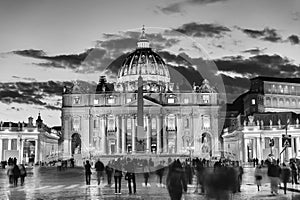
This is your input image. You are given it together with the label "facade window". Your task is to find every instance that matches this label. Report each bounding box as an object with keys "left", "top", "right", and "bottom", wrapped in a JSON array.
[
  {"left": 228, "top": 144, "right": 230, "bottom": 149},
  {"left": 284, "top": 86, "right": 289, "bottom": 94},
  {"left": 286, "top": 99, "right": 290, "bottom": 106},
  {"left": 107, "top": 116, "right": 115, "bottom": 131},
  {"left": 108, "top": 97, "right": 115, "bottom": 104},
  {"left": 72, "top": 117, "right": 80, "bottom": 131},
  {"left": 279, "top": 98, "right": 284, "bottom": 106},
  {"left": 251, "top": 99, "right": 256, "bottom": 105},
  {"left": 203, "top": 115, "right": 211, "bottom": 129},
  {"left": 184, "top": 118, "right": 189, "bottom": 128},
  {"left": 168, "top": 98, "right": 175, "bottom": 104},
  {"left": 292, "top": 99, "right": 296, "bottom": 107},
  {"left": 2, "top": 139, "right": 8, "bottom": 151},
  {"left": 94, "top": 119, "right": 99, "bottom": 128},
  {"left": 272, "top": 84, "right": 276, "bottom": 93},
  {"left": 279, "top": 85, "right": 283, "bottom": 93},
  {"left": 126, "top": 98, "right": 131, "bottom": 103},
  {"left": 11, "top": 139, "right": 17, "bottom": 150},
  {"left": 167, "top": 115, "right": 176, "bottom": 130},
  {"left": 203, "top": 95, "right": 210, "bottom": 104},
  {"left": 94, "top": 99, "right": 99, "bottom": 104},
  {"left": 183, "top": 98, "right": 189, "bottom": 104},
  {"left": 127, "top": 118, "right": 132, "bottom": 129},
  {"left": 151, "top": 118, "right": 156, "bottom": 129},
  {"left": 73, "top": 96, "right": 80, "bottom": 104},
  {"left": 266, "top": 97, "right": 271, "bottom": 106}
]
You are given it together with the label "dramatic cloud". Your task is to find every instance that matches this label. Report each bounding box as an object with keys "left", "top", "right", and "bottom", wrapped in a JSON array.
[
  {"left": 0, "top": 81, "right": 69, "bottom": 110},
  {"left": 174, "top": 22, "right": 231, "bottom": 38},
  {"left": 159, "top": 0, "right": 228, "bottom": 14},
  {"left": 240, "top": 27, "right": 282, "bottom": 42},
  {"left": 288, "top": 35, "right": 300, "bottom": 45}
]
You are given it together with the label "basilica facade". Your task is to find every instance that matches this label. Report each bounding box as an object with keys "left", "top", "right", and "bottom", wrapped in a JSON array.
[{"left": 61, "top": 29, "right": 222, "bottom": 159}]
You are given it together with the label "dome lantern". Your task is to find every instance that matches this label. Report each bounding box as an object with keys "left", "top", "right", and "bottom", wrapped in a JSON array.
[{"left": 137, "top": 25, "right": 150, "bottom": 49}]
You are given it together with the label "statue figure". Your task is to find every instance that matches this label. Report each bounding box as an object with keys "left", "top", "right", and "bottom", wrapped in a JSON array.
[
  {"left": 260, "top": 120, "right": 264, "bottom": 127},
  {"left": 278, "top": 119, "right": 281, "bottom": 127},
  {"left": 269, "top": 119, "right": 272, "bottom": 127},
  {"left": 256, "top": 120, "right": 259, "bottom": 126},
  {"left": 243, "top": 120, "right": 247, "bottom": 126},
  {"left": 297, "top": 118, "right": 299, "bottom": 125},
  {"left": 248, "top": 115, "right": 254, "bottom": 125}
]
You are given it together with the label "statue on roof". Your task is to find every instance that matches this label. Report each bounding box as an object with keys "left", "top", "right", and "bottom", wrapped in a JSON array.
[{"left": 198, "top": 79, "right": 216, "bottom": 93}]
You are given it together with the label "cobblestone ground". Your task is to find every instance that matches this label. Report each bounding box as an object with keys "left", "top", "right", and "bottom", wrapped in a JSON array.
[{"left": 1, "top": 166, "right": 300, "bottom": 200}]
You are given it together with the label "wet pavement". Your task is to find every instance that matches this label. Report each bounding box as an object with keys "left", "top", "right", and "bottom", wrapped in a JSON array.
[{"left": 1, "top": 166, "right": 300, "bottom": 200}]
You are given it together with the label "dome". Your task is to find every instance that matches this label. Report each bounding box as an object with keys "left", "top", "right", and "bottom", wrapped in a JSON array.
[{"left": 115, "top": 27, "right": 171, "bottom": 93}]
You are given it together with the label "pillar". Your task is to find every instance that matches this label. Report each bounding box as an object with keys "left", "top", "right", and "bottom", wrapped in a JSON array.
[
  {"left": 116, "top": 116, "right": 120, "bottom": 154},
  {"left": 244, "top": 138, "right": 248, "bottom": 163},
  {"left": 252, "top": 138, "right": 257, "bottom": 159},
  {"left": 8, "top": 139, "right": 11, "bottom": 150},
  {"left": 100, "top": 115, "right": 106, "bottom": 154},
  {"left": 121, "top": 115, "right": 126, "bottom": 154},
  {"left": 176, "top": 115, "right": 182, "bottom": 154},
  {"left": 34, "top": 139, "right": 38, "bottom": 163},
  {"left": 0, "top": 139, "right": 2, "bottom": 161},
  {"left": 132, "top": 115, "right": 136, "bottom": 153},
  {"left": 163, "top": 115, "right": 168, "bottom": 153},
  {"left": 256, "top": 137, "right": 261, "bottom": 161},
  {"left": 279, "top": 137, "right": 283, "bottom": 162},
  {"left": 146, "top": 115, "right": 151, "bottom": 153},
  {"left": 296, "top": 137, "right": 300, "bottom": 157},
  {"left": 89, "top": 114, "right": 93, "bottom": 146},
  {"left": 156, "top": 115, "right": 162, "bottom": 154}
]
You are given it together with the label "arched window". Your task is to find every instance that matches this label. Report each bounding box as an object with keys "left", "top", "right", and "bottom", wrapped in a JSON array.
[
  {"left": 273, "top": 98, "right": 278, "bottom": 107},
  {"left": 266, "top": 97, "right": 271, "bottom": 106},
  {"left": 292, "top": 99, "right": 296, "bottom": 107},
  {"left": 286, "top": 99, "right": 290, "bottom": 107},
  {"left": 279, "top": 98, "right": 284, "bottom": 106}
]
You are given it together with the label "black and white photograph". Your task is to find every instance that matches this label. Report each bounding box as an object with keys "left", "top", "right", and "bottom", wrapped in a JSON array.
[{"left": 0, "top": 0, "right": 300, "bottom": 199}]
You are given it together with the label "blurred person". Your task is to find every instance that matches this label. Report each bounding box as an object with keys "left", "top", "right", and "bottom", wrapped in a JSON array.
[
  {"left": 105, "top": 161, "right": 113, "bottom": 186},
  {"left": 7, "top": 164, "right": 14, "bottom": 185},
  {"left": 156, "top": 161, "right": 165, "bottom": 187},
  {"left": 143, "top": 159, "right": 150, "bottom": 187},
  {"left": 84, "top": 160, "right": 92, "bottom": 185},
  {"left": 290, "top": 161, "right": 299, "bottom": 184},
  {"left": 19, "top": 164, "right": 27, "bottom": 186},
  {"left": 113, "top": 160, "right": 123, "bottom": 194},
  {"left": 167, "top": 160, "right": 187, "bottom": 200},
  {"left": 95, "top": 159, "right": 105, "bottom": 185},
  {"left": 267, "top": 160, "right": 281, "bottom": 195},
  {"left": 281, "top": 163, "right": 291, "bottom": 194},
  {"left": 254, "top": 164, "right": 263, "bottom": 191},
  {"left": 12, "top": 163, "right": 20, "bottom": 187},
  {"left": 125, "top": 158, "right": 136, "bottom": 194}
]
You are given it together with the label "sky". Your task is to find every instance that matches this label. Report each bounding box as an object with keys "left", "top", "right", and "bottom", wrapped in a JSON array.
[{"left": 0, "top": 0, "right": 299, "bottom": 126}]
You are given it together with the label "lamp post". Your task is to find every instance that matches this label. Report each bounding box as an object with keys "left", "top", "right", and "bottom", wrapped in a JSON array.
[{"left": 18, "top": 134, "right": 23, "bottom": 164}]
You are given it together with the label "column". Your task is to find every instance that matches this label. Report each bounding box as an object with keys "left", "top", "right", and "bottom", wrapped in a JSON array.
[
  {"left": 97, "top": 116, "right": 101, "bottom": 150},
  {"left": 279, "top": 137, "right": 283, "bottom": 162},
  {"left": 101, "top": 115, "right": 106, "bottom": 154},
  {"left": 176, "top": 114, "right": 182, "bottom": 154},
  {"left": 121, "top": 115, "right": 126, "bottom": 154},
  {"left": 244, "top": 138, "right": 248, "bottom": 163},
  {"left": 34, "top": 139, "right": 38, "bottom": 163},
  {"left": 156, "top": 115, "right": 162, "bottom": 154},
  {"left": 296, "top": 137, "right": 300, "bottom": 157},
  {"left": 252, "top": 138, "right": 257, "bottom": 159},
  {"left": 8, "top": 139, "right": 11, "bottom": 150},
  {"left": 291, "top": 137, "right": 295, "bottom": 158},
  {"left": 256, "top": 137, "right": 261, "bottom": 161},
  {"left": 89, "top": 114, "right": 93, "bottom": 146},
  {"left": 116, "top": 116, "right": 120, "bottom": 154},
  {"left": 132, "top": 115, "right": 136, "bottom": 153},
  {"left": 146, "top": 115, "right": 151, "bottom": 153},
  {"left": 0, "top": 139, "right": 2, "bottom": 162},
  {"left": 163, "top": 115, "right": 168, "bottom": 153}
]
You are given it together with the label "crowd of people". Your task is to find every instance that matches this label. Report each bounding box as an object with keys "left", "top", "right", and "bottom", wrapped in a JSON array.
[
  {"left": 83, "top": 157, "right": 244, "bottom": 200},
  {"left": 6, "top": 157, "right": 27, "bottom": 187},
  {"left": 254, "top": 158, "right": 300, "bottom": 195}
]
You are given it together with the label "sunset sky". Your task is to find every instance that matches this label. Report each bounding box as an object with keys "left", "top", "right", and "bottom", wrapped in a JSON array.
[{"left": 0, "top": 0, "right": 299, "bottom": 126}]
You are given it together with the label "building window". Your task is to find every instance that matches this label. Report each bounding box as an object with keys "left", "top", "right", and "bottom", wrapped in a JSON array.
[
  {"left": 284, "top": 85, "right": 289, "bottom": 94},
  {"left": 251, "top": 99, "right": 256, "bottom": 105},
  {"left": 73, "top": 96, "right": 80, "bottom": 104},
  {"left": 11, "top": 139, "right": 17, "bottom": 150},
  {"left": 168, "top": 98, "right": 175, "bottom": 104},
  {"left": 72, "top": 117, "right": 80, "bottom": 131},
  {"left": 152, "top": 118, "right": 156, "bottom": 129},
  {"left": 203, "top": 95, "right": 210, "bottom": 104},
  {"left": 203, "top": 115, "right": 210, "bottom": 129},
  {"left": 127, "top": 118, "right": 132, "bottom": 129},
  {"left": 167, "top": 115, "right": 176, "bottom": 130},
  {"left": 183, "top": 98, "right": 189, "bottom": 104},
  {"left": 184, "top": 118, "right": 189, "bottom": 128},
  {"left": 279, "top": 85, "right": 283, "bottom": 93},
  {"left": 108, "top": 97, "right": 115, "bottom": 104},
  {"left": 94, "top": 99, "right": 99, "bottom": 104},
  {"left": 107, "top": 116, "right": 115, "bottom": 131},
  {"left": 94, "top": 119, "right": 99, "bottom": 128}
]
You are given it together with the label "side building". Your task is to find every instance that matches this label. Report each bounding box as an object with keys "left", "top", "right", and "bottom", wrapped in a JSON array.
[
  {"left": 223, "top": 76, "right": 300, "bottom": 163},
  {"left": 0, "top": 114, "right": 60, "bottom": 165}
]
